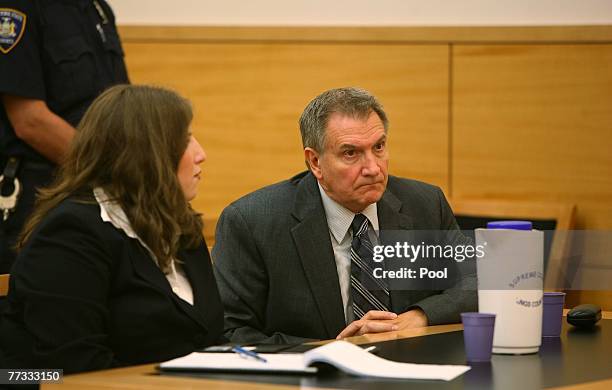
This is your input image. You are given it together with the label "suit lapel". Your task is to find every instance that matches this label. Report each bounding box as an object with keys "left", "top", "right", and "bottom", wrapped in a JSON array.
[
  {"left": 291, "top": 173, "right": 346, "bottom": 338},
  {"left": 377, "top": 190, "right": 413, "bottom": 233},
  {"left": 178, "top": 247, "right": 212, "bottom": 330},
  {"left": 377, "top": 190, "right": 418, "bottom": 312},
  {"left": 129, "top": 242, "right": 209, "bottom": 330},
  {"left": 129, "top": 243, "right": 173, "bottom": 295}
]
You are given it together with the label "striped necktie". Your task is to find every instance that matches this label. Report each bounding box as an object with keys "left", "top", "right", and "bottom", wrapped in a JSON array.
[{"left": 350, "top": 213, "right": 391, "bottom": 319}]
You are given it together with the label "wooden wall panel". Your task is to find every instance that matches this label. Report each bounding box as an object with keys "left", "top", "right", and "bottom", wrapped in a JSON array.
[
  {"left": 453, "top": 44, "right": 612, "bottom": 308},
  {"left": 453, "top": 44, "right": 612, "bottom": 226},
  {"left": 122, "top": 42, "right": 450, "bottom": 218}
]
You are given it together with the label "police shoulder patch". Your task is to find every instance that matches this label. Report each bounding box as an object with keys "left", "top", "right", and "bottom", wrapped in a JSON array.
[{"left": 0, "top": 8, "right": 27, "bottom": 54}]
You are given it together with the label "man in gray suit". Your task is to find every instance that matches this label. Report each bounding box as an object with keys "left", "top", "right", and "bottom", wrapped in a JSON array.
[{"left": 213, "top": 87, "right": 477, "bottom": 344}]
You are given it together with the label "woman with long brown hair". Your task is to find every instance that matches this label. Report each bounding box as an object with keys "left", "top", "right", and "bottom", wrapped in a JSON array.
[{"left": 0, "top": 85, "right": 225, "bottom": 373}]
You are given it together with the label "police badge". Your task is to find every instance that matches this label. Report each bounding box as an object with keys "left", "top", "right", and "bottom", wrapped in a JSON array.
[{"left": 0, "top": 8, "right": 26, "bottom": 54}]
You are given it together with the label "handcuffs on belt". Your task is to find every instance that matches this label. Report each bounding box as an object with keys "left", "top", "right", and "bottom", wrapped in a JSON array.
[{"left": 0, "top": 157, "right": 22, "bottom": 222}]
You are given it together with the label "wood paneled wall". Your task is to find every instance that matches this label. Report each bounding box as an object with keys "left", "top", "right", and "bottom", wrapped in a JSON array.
[
  {"left": 451, "top": 43, "right": 612, "bottom": 308},
  {"left": 118, "top": 26, "right": 612, "bottom": 308},
  {"left": 122, "top": 41, "right": 450, "bottom": 217}
]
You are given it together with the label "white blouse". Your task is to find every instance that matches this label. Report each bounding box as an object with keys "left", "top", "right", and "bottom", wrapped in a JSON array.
[{"left": 93, "top": 187, "right": 194, "bottom": 305}]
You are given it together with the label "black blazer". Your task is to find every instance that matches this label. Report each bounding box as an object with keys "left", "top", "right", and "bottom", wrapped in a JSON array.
[
  {"left": 213, "top": 171, "right": 477, "bottom": 345},
  {"left": 0, "top": 197, "right": 224, "bottom": 373}
]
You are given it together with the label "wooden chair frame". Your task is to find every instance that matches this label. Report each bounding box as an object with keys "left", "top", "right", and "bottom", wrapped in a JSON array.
[
  {"left": 0, "top": 273, "right": 9, "bottom": 297},
  {"left": 448, "top": 198, "right": 576, "bottom": 290}
]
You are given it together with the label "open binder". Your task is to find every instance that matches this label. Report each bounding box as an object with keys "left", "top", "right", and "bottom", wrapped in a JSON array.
[{"left": 159, "top": 340, "right": 470, "bottom": 381}]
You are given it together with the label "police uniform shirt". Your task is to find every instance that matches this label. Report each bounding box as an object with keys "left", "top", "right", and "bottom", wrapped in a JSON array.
[{"left": 0, "top": 0, "right": 129, "bottom": 162}]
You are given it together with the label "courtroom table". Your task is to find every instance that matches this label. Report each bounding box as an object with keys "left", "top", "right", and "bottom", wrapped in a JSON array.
[{"left": 46, "top": 312, "right": 612, "bottom": 390}]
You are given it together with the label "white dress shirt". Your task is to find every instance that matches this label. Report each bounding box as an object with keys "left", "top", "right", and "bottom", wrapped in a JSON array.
[
  {"left": 93, "top": 187, "right": 194, "bottom": 305},
  {"left": 318, "top": 184, "right": 379, "bottom": 324}
]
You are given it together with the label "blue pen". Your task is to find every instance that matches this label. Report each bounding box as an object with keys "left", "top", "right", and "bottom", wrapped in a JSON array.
[{"left": 232, "top": 346, "right": 268, "bottom": 363}]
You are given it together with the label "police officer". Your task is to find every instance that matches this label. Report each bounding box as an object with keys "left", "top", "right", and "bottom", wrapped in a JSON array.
[{"left": 0, "top": 0, "right": 129, "bottom": 273}]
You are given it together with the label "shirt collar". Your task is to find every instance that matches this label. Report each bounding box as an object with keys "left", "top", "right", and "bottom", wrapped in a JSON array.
[
  {"left": 318, "top": 183, "right": 379, "bottom": 243},
  {"left": 93, "top": 187, "right": 154, "bottom": 254}
]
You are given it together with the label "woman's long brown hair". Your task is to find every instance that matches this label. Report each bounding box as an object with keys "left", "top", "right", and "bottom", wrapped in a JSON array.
[{"left": 18, "top": 84, "right": 203, "bottom": 271}]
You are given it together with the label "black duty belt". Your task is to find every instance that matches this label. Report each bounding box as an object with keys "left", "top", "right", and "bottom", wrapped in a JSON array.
[{"left": 0, "top": 157, "right": 22, "bottom": 222}]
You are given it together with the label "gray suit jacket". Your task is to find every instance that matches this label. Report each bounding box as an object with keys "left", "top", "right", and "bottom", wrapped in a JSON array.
[{"left": 213, "top": 171, "right": 477, "bottom": 344}]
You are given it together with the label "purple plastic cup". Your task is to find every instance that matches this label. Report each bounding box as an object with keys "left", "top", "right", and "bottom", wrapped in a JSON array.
[
  {"left": 461, "top": 313, "right": 496, "bottom": 363},
  {"left": 542, "top": 292, "right": 566, "bottom": 337}
]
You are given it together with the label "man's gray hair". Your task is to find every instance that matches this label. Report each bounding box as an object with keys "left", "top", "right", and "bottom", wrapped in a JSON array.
[{"left": 299, "top": 87, "right": 389, "bottom": 153}]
